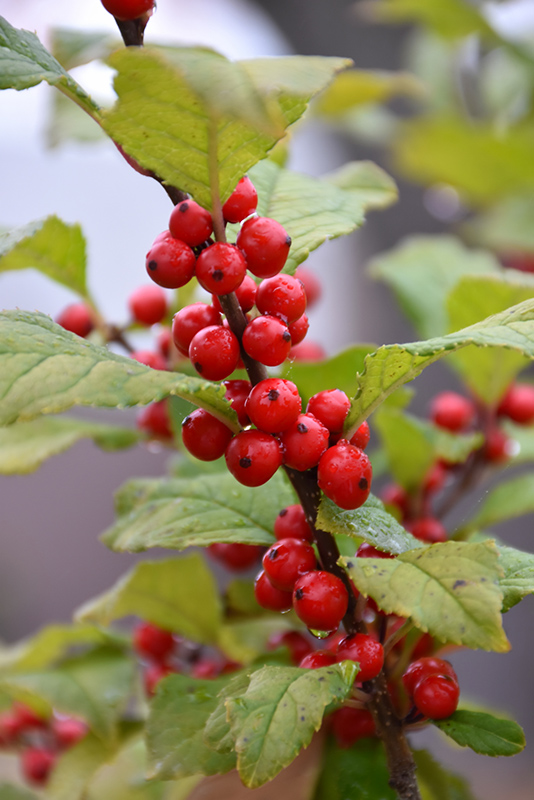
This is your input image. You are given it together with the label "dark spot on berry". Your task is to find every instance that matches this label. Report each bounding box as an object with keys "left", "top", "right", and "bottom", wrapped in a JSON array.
[
  {"left": 148, "top": 260, "right": 158, "bottom": 271},
  {"left": 240, "top": 457, "right": 252, "bottom": 469},
  {"left": 268, "top": 548, "right": 279, "bottom": 560},
  {"left": 279, "top": 508, "right": 288, "bottom": 517},
  {"left": 297, "top": 423, "right": 308, "bottom": 434},
  {"left": 194, "top": 362, "right": 203, "bottom": 373},
  {"left": 295, "top": 588, "right": 304, "bottom": 600},
  {"left": 359, "top": 478, "right": 369, "bottom": 490},
  {"left": 179, "top": 202, "right": 189, "bottom": 213},
  {"left": 285, "top": 235, "right": 292, "bottom": 247},
  {"left": 267, "top": 389, "right": 280, "bottom": 401},
  {"left": 213, "top": 269, "right": 224, "bottom": 282},
  {"left": 453, "top": 579, "right": 466, "bottom": 590},
  {"left": 282, "top": 331, "right": 291, "bottom": 342}
]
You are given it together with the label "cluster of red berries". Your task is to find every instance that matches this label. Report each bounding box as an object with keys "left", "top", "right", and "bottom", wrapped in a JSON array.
[
  {"left": 0, "top": 702, "right": 88, "bottom": 787},
  {"left": 402, "top": 655, "right": 459, "bottom": 720}
]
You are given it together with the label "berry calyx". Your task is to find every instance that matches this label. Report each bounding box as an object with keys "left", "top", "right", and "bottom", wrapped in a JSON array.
[
  {"left": 145, "top": 238, "right": 196, "bottom": 289},
  {"left": 497, "top": 383, "right": 534, "bottom": 425},
  {"left": 245, "top": 378, "right": 301, "bottom": 433},
  {"left": 181, "top": 409, "right": 234, "bottom": 461},
  {"left": 336, "top": 633, "right": 384, "bottom": 683},
  {"left": 255, "top": 274, "right": 307, "bottom": 324},
  {"left": 101, "top": 0, "right": 154, "bottom": 20},
  {"left": 280, "top": 413, "right": 330, "bottom": 471},
  {"left": 306, "top": 389, "right": 350, "bottom": 434},
  {"left": 274, "top": 504, "right": 313, "bottom": 542},
  {"left": 208, "top": 543, "right": 263, "bottom": 571},
  {"left": 242, "top": 315, "right": 292, "bottom": 366},
  {"left": 128, "top": 284, "right": 167, "bottom": 326},
  {"left": 293, "top": 570, "right": 349, "bottom": 631},
  {"left": 299, "top": 650, "right": 337, "bottom": 669},
  {"left": 254, "top": 570, "right": 293, "bottom": 612},
  {"left": 172, "top": 303, "right": 221, "bottom": 356},
  {"left": 56, "top": 303, "right": 94, "bottom": 338},
  {"left": 222, "top": 176, "right": 258, "bottom": 223},
  {"left": 412, "top": 673, "right": 460, "bottom": 719},
  {"left": 225, "top": 430, "right": 283, "bottom": 487},
  {"left": 317, "top": 442, "right": 372, "bottom": 510},
  {"left": 133, "top": 622, "right": 175, "bottom": 662},
  {"left": 169, "top": 200, "right": 213, "bottom": 247},
  {"left": 430, "top": 392, "right": 475, "bottom": 432},
  {"left": 262, "top": 538, "right": 317, "bottom": 591},
  {"left": 195, "top": 243, "right": 247, "bottom": 295},
  {"left": 189, "top": 325, "right": 240, "bottom": 380},
  {"left": 236, "top": 216, "right": 291, "bottom": 278}
]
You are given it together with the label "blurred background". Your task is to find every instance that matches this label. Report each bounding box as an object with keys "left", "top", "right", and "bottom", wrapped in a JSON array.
[{"left": 2, "top": 0, "right": 534, "bottom": 797}]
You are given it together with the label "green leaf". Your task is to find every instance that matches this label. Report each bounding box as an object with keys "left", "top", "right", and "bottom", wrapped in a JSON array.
[
  {"left": 0, "top": 216, "right": 88, "bottom": 298},
  {"left": 314, "top": 68, "right": 423, "bottom": 115},
  {"left": 226, "top": 663, "right": 357, "bottom": 788},
  {"left": 243, "top": 159, "right": 396, "bottom": 275},
  {"left": 0, "top": 310, "right": 239, "bottom": 430},
  {"left": 218, "top": 617, "right": 296, "bottom": 665},
  {"left": 101, "top": 470, "right": 293, "bottom": 553},
  {"left": 465, "top": 194, "right": 534, "bottom": 256},
  {"left": 0, "top": 648, "right": 134, "bottom": 743},
  {"left": 0, "top": 416, "right": 139, "bottom": 475},
  {"left": 313, "top": 736, "right": 396, "bottom": 800},
  {"left": 50, "top": 27, "right": 118, "bottom": 71},
  {"left": 0, "top": 16, "right": 100, "bottom": 118},
  {"left": 77, "top": 555, "right": 221, "bottom": 645},
  {"left": 370, "top": 235, "right": 500, "bottom": 339},
  {"left": 343, "top": 297, "right": 534, "bottom": 437},
  {"left": 0, "top": 624, "right": 118, "bottom": 673},
  {"left": 435, "top": 709, "right": 525, "bottom": 756},
  {"left": 414, "top": 749, "right": 476, "bottom": 800},
  {"left": 203, "top": 672, "right": 253, "bottom": 755},
  {"left": 47, "top": 734, "right": 114, "bottom": 800},
  {"left": 317, "top": 495, "right": 422, "bottom": 555},
  {"left": 496, "top": 544, "right": 534, "bottom": 612},
  {"left": 146, "top": 674, "right": 237, "bottom": 780},
  {"left": 0, "top": 786, "right": 39, "bottom": 800},
  {"left": 464, "top": 473, "right": 534, "bottom": 532},
  {"left": 369, "top": 0, "right": 497, "bottom": 40},
  {"left": 502, "top": 419, "right": 534, "bottom": 464},
  {"left": 281, "top": 344, "right": 376, "bottom": 405},
  {"left": 103, "top": 47, "right": 349, "bottom": 209},
  {"left": 47, "top": 92, "right": 106, "bottom": 149},
  {"left": 341, "top": 541, "right": 509, "bottom": 651}
]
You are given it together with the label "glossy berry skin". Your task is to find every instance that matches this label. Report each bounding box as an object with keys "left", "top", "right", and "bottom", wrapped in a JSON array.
[
  {"left": 331, "top": 707, "right": 375, "bottom": 747},
  {"left": 101, "top": 0, "right": 154, "bottom": 19},
  {"left": 403, "top": 657, "right": 458, "bottom": 699},
  {"left": 223, "top": 379, "right": 252, "bottom": 427},
  {"left": 295, "top": 266, "right": 321, "bottom": 309},
  {"left": 189, "top": 325, "right": 240, "bottom": 380},
  {"left": 208, "top": 543, "right": 263, "bottom": 570},
  {"left": 293, "top": 571, "right": 349, "bottom": 631},
  {"left": 222, "top": 176, "right": 258, "bottom": 223},
  {"left": 254, "top": 570, "right": 293, "bottom": 612},
  {"left": 407, "top": 517, "right": 447, "bottom": 544},
  {"left": 299, "top": 650, "right": 337, "bottom": 669},
  {"left": 212, "top": 274, "right": 257, "bottom": 313},
  {"left": 195, "top": 243, "right": 247, "bottom": 295},
  {"left": 306, "top": 389, "right": 350, "bottom": 434},
  {"left": 242, "top": 315, "right": 292, "bottom": 366},
  {"left": 225, "top": 430, "right": 283, "bottom": 487},
  {"left": 169, "top": 200, "right": 213, "bottom": 247},
  {"left": 498, "top": 383, "right": 534, "bottom": 424},
  {"left": 356, "top": 542, "right": 394, "bottom": 559},
  {"left": 430, "top": 392, "right": 475, "bottom": 432},
  {"left": 21, "top": 747, "right": 56, "bottom": 786},
  {"left": 336, "top": 633, "right": 384, "bottom": 683},
  {"left": 137, "top": 400, "right": 173, "bottom": 440},
  {"left": 288, "top": 314, "right": 309, "bottom": 345},
  {"left": 56, "top": 303, "right": 93, "bottom": 338},
  {"left": 172, "top": 303, "right": 221, "bottom": 356},
  {"left": 318, "top": 442, "right": 372, "bottom": 510},
  {"left": 274, "top": 504, "right": 313, "bottom": 542},
  {"left": 146, "top": 238, "right": 196, "bottom": 289},
  {"left": 413, "top": 674, "right": 460, "bottom": 719},
  {"left": 246, "top": 378, "right": 301, "bottom": 433},
  {"left": 131, "top": 350, "right": 167, "bottom": 371},
  {"left": 350, "top": 420, "right": 371, "bottom": 450},
  {"left": 182, "top": 409, "right": 234, "bottom": 461},
  {"left": 236, "top": 216, "right": 291, "bottom": 278},
  {"left": 129, "top": 284, "right": 167, "bottom": 326},
  {"left": 52, "top": 718, "right": 89, "bottom": 749},
  {"left": 268, "top": 631, "right": 313, "bottom": 665},
  {"left": 280, "top": 414, "right": 330, "bottom": 471},
  {"left": 133, "top": 622, "right": 175, "bottom": 662},
  {"left": 144, "top": 663, "right": 174, "bottom": 697},
  {"left": 262, "top": 538, "right": 317, "bottom": 591},
  {"left": 255, "top": 274, "right": 307, "bottom": 324}
]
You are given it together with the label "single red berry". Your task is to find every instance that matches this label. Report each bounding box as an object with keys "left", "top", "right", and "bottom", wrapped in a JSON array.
[
  {"left": 191, "top": 659, "right": 220, "bottom": 679},
  {"left": 331, "top": 707, "right": 375, "bottom": 747},
  {"left": 225, "top": 430, "right": 283, "bottom": 487},
  {"left": 195, "top": 243, "right": 247, "bottom": 295},
  {"left": 423, "top": 462, "right": 447, "bottom": 494},
  {"left": 157, "top": 327, "right": 173, "bottom": 359},
  {"left": 295, "top": 266, "right": 321, "bottom": 309},
  {"left": 212, "top": 274, "right": 257, "bottom": 314},
  {"left": 262, "top": 538, "right": 317, "bottom": 591},
  {"left": 137, "top": 400, "right": 173, "bottom": 440},
  {"left": 189, "top": 325, "right": 240, "bottom": 380},
  {"left": 318, "top": 442, "right": 372, "bottom": 510},
  {"left": 498, "top": 383, "right": 534, "bottom": 424},
  {"left": 254, "top": 570, "right": 293, "bottom": 612},
  {"left": 11, "top": 704, "right": 47, "bottom": 732},
  {"left": 380, "top": 483, "right": 409, "bottom": 517},
  {"left": 133, "top": 621, "right": 175, "bottom": 662},
  {"left": 223, "top": 379, "right": 252, "bottom": 427},
  {"left": 152, "top": 230, "right": 172, "bottom": 245},
  {"left": 483, "top": 426, "right": 511, "bottom": 463},
  {"left": 101, "top": 0, "right": 154, "bottom": 20},
  {"left": 131, "top": 350, "right": 167, "bottom": 371},
  {"left": 236, "top": 216, "right": 291, "bottom": 278},
  {"left": 274, "top": 504, "right": 313, "bottom": 542},
  {"left": 407, "top": 517, "right": 447, "bottom": 544},
  {"left": 146, "top": 238, "right": 196, "bottom": 289},
  {"left": 299, "top": 650, "right": 337, "bottom": 669},
  {"left": 208, "top": 542, "right": 263, "bottom": 571},
  {"left": 350, "top": 420, "right": 371, "bottom": 450},
  {"left": 356, "top": 542, "right": 394, "bottom": 559},
  {"left": 128, "top": 284, "right": 168, "bottom": 326},
  {"left": 402, "top": 657, "right": 458, "bottom": 699},
  {"left": 290, "top": 341, "right": 326, "bottom": 362},
  {"left": 21, "top": 747, "right": 56, "bottom": 786},
  {"left": 413, "top": 673, "right": 460, "bottom": 719},
  {"left": 280, "top": 413, "right": 330, "bottom": 471},
  {"left": 0, "top": 711, "right": 23, "bottom": 746},
  {"left": 246, "top": 378, "right": 301, "bottom": 433},
  {"left": 144, "top": 662, "right": 175, "bottom": 697},
  {"left": 430, "top": 392, "right": 475, "bottom": 432},
  {"left": 288, "top": 314, "right": 309, "bottom": 345},
  {"left": 336, "top": 633, "right": 384, "bottom": 682},
  {"left": 293, "top": 570, "right": 349, "bottom": 631},
  {"left": 56, "top": 303, "right": 94, "bottom": 338},
  {"left": 169, "top": 200, "right": 213, "bottom": 247},
  {"left": 268, "top": 631, "right": 313, "bottom": 665},
  {"left": 182, "top": 409, "right": 233, "bottom": 461},
  {"left": 255, "top": 274, "right": 307, "bottom": 324},
  {"left": 222, "top": 176, "right": 258, "bottom": 223},
  {"left": 306, "top": 389, "right": 350, "bottom": 434},
  {"left": 242, "top": 315, "right": 292, "bottom": 366},
  {"left": 501, "top": 251, "right": 534, "bottom": 272},
  {"left": 172, "top": 303, "right": 221, "bottom": 356},
  {"left": 52, "top": 717, "right": 88, "bottom": 750}
]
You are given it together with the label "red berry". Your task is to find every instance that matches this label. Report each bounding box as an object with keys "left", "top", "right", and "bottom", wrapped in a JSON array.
[
  {"left": 172, "top": 303, "right": 221, "bottom": 356},
  {"left": 208, "top": 543, "right": 263, "bottom": 571},
  {"left": 12, "top": 704, "right": 47, "bottom": 732},
  {"left": 336, "top": 633, "right": 384, "bottom": 683},
  {"left": 222, "top": 176, "right": 258, "bottom": 223},
  {"left": 254, "top": 570, "right": 293, "bottom": 612},
  {"left": 356, "top": 542, "right": 394, "bottom": 559},
  {"left": 331, "top": 707, "right": 375, "bottom": 747},
  {"left": 293, "top": 570, "right": 349, "bottom": 631},
  {"left": 242, "top": 315, "right": 292, "bottom": 366},
  {"left": 56, "top": 303, "right": 94, "bottom": 338},
  {"left": 430, "top": 392, "right": 475, "bottom": 432},
  {"left": 407, "top": 517, "right": 447, "bottom": 544},
  {"left": 423, "top": 462, "right": 447, "bottom": 494},
  {"left": 349, "top": 420, "right": 370, "bottom": 450},
  {"left": 246, "top": 378, "right": 301, "bottom": 433},
  {"left": 295, "top": 266, "right": 321, "bottom": 308},
  {"left": 262, "top": 538, "right": 317, "bottom": 591},
  {"left": 483, "top": 426, "right": 511, "bottom": 463},
  {"left": 0, "top": 711, "right": 23, "bottom": 746},
  {"left": 128, "top": 284, "right": 167, "bottom": 326},
  {"left": 413, "top": 673, "right": 460, "bottom": 719},
  {"left": 169, "top": 200, "right": 213, "bottom": 247},
  {"left": 21, "top": 747, "right": 56, "bottom": 786},
  {"left": 280, "top": 413, "right": 330, "bottom": 471},
  {"left": 381, "top": 483, "right": 409, "bottom": 517},
  {"left": 255, "top": 274, "right": 307, "bottom": 324},
  {"left": 191, "top": 659, "right": 220, "bottom": 679},
  {"left": 288, "top": 314, "right": 309, "bottom": 345},
  {"left": 212, "top": 274, "right": 257, "bottom": 313},
  {"left": 225, "top": 430, "right": 283, "bottom": 487},
  {"left": 299, "top": 650, "right": 337, "bottom": 669},
  {"left": 306, "top": 389, "right": 350, "bottom": 434},
  {"left": 402, "top": 657, "right": 458, "bottom": 699},
  {"left": 144, "top": 662, "right": 175, "bottom": 697},
  {"left": 236, "top": 216, "right": 291, "bottom": 278},
  {"left": 274, "top": 504, "right": 313, "bottom": 542},
  {"left": 146, "top": 238, "right": 196, "bottom": 289},
  {"left": 133, "top": 621, "right": 175, "bottom": 662},
  {"left": 498, "top": 383, "right": 534, "bottom": 424},
  {"left": 157, "top": 327, "right": 173, "bottom": 358},
  {"left": 52, "top": 717, "right": 88, "bottom": 749},
  {"left": 195, "top": 243, "right": 247, "bottom": 295},
  {"left": 131, "top": 350, "right": 167, "bottom": 371},
  {"left": 268, "top": 631, "right": 313, "bottom": 665},
  {"left": 181, "top": 409, "right": 234, "bottom": 461},
  {"left": 137, "top": 400, "right": 173, "bottom": 440},
  {"left": 290, "top": 341, "right": 326, "bottom": 361},
  {"left": 318, "top": 442, "right": 372, "bottom": 510},
  {"left": 223, "top": 379, "right": 252, "bottom": 427},
  {"left": 189, "top": 325, "right": 240, "bottom": 380}
]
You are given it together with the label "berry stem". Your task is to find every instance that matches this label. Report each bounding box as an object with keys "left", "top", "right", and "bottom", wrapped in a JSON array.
[
  {"left": 115, "top": 16, "right": 149, "bottom": 47},
  {"left": 383, "top": 619, "right": 414, "bottom": 656}
]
